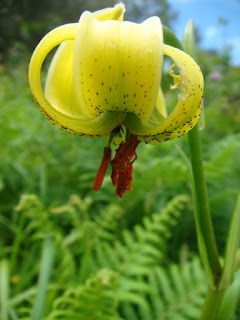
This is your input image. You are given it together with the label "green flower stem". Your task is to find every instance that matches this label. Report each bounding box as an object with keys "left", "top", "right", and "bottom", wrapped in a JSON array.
[
  {"left": 188, "top": 124, "right": 222, "bottom": 283},
  {"left": 183, "top": 18, "right": 224, "bottom": 319},
  {"left": 200, "top": 286, "right": 226, "bottom": 320}
]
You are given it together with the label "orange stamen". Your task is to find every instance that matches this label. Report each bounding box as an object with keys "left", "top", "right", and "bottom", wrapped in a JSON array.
[
  {"left": 115, "top": 165, "right": 133, "bottom": 198},
  {"left": 110, "top": 135, "right": 140, "bottom": 197},
  {"left": 93, "top": 135, "right": 140, "bottom": 197},
  {"left": 93, "top": 147, "right": 112, "bottom": 191}
]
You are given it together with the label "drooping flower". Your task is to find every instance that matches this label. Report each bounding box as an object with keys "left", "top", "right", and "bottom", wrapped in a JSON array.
[{"left": 29, "top": 3, "right": 204, "bottom": 197}]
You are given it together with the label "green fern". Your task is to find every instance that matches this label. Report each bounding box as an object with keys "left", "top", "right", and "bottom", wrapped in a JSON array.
[
  {"left": 205, "top": 133, "right": 240, "bottom": 251},
  {"left": 50, "top": 196, "right": 127, "bottom": 282},
  {"left": 93, "top": 203, "right": 125, "bottom": 242},
  {"left": 45, "top": 269, "right": 123, "bottom": 320},
  {"left": 9, "top": 194, "right": 194, "bottom": 320},
  {"left": 87, "top": 195, "right": 191, "bottom": 312},
  {"left": 206, "top": 133, "right": 240, "bottom": 189},
  {"left": 93, "top": 194, "right": 190, "bottom": 272},
  {"left": 14, "top": 194, "right": 62, "bottom": 241},
  {"left": 120, "top": 257, "right": 206, "bottom": 320},
  {"left": 14, "top": 194, "right": 77, "bottom": 285}
]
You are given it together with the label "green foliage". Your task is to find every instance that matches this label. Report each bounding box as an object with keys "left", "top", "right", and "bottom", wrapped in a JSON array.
[
  {"left": 121, "top": 258, "right": 206, "bottom": 320},
  {"left": 218, "top": 268, "right": 240, "bottom": 320},
  {"left": 46, "top": 269, "right": 122, "bottom": 320},
  {"left": 0, "top": 260, "right": 9, "bottom": 320},
  {"left": 3, "top": 193, "right": 200, "bottom": 319},
  {"left": 45, "top": 257, "right": 207, "bottom": 320},
  {"left": 31, "top": 236, "right": 54, "bottom": 320},
  {"left": 205, "top": 134, "right": 240, "bottom": 251},
  {"left": 93, "top": 194, "right": 189, "bottom": 272}
]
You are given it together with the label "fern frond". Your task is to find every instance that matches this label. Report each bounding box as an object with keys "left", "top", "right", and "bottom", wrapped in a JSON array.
[
  {"left": 13, "top": 194, "right": 195, "bottom": 320},
  {"left": 155, "top": 258, "right": 206, "bottom": 320},
  {"left": 13, "top": 195, "right": 77, "bottom": 292},
  {"left": 94, "top": 203, "right": 125, "bottom": 242},
  {"left": 15, "top": 194, "right": 62, "bottom": 242},
  {"left": 204, "top": 133, "right": 240, "bottom": 249},
  {"left": 87, "top": 195, "right": 190, "bottom": 317},
  {"left": 206, "top": 133, "right": 240, "bottom": 178},
  {"left": 94, "top": 194, "right": 190, "bottom": 273},
  {"left": 46, "top": 269, "right": 123, "bottom": 320},
  {"left": 51, "top": 196, "right": 126, "bottom": 253},
  {"left": 120, "top": 257, "right": 206, "bottom": 320}
]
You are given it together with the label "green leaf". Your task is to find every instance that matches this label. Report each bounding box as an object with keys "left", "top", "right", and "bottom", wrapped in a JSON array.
[
  {"left": 162, "top": 25, "right": 183, "bottom": 50},
  {"left": 30, "top": 235, "right": 54, "bottom": 320},
  {"left": 218, "top": 269, "right": 240, "bottom": 320},
  {"left": 182, "top": 19, "right": 196, "bottom": 59},
  {"left": 219, "top": 193, "right": 240, "bottom": 289},
  {"left": 0, "top": 260, "right": 9, "bottom": 320}
]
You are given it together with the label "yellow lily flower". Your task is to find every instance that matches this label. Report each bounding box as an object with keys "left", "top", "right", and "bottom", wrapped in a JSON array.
[{"left": 29, "top": 3, "right": 203, "bottom": 197}]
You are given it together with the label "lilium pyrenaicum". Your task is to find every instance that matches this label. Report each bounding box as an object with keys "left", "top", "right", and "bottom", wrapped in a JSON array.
[{"left": 29, "top": 3, "right": 204, "bottom": 197}]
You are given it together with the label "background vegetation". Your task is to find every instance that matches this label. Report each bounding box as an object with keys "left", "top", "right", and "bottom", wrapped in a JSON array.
[{"left": 0, "top": 0, "right": 240, "bottom": 319}]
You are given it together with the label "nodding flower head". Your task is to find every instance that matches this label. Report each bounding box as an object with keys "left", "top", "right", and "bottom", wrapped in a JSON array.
[{"left": 29, "top": 3, "right": 204, "bottom": 197}]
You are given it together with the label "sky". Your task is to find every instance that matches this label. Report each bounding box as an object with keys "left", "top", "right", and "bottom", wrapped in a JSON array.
[{"left": 168, "top": 0, "right": 240, "bottom": 65}]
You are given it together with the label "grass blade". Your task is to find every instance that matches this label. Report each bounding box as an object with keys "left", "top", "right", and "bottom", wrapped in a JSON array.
[
  {"left": 0, "top": 260, "right": 9, "bottom": 320},
  {"left": 30, "top": 235, "right": 54, "bottom": 320}
]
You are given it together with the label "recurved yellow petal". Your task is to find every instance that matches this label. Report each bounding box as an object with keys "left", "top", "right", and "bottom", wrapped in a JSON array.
[
  {"left": 93, "top": 3, "right": 125, "bottom": 21},
  {"left": 45, "top": 41, "right": 84, "bottom": 117},
  {"left": 73, "top": 12, "right": 163, "bottom": 123},
  {"left": 156, "top": 87, "right": 167, "bottom": 117},
  {"left": 126, "top": 45, "right": 204, "bottom": 144},
  {"left": 29, "top": 23, "right": 126, "bottom": 137}
]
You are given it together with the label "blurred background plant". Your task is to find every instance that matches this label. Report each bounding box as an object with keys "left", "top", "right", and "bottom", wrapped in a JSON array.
[{"left": 0, "top": 0, "right": 240, "bottom": 319}]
